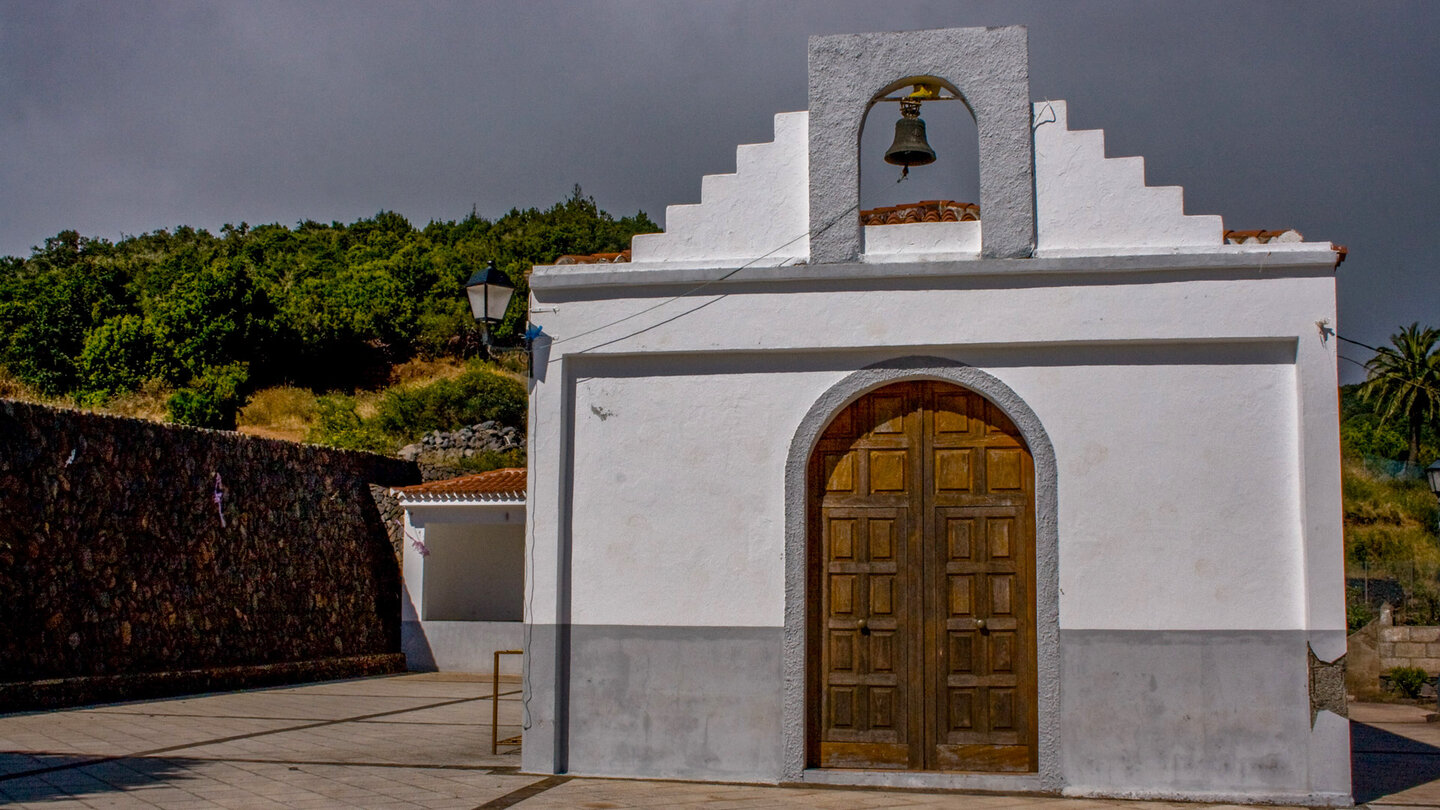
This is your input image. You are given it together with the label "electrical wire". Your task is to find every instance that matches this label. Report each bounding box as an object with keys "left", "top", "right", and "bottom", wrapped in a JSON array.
[
  {"left": 538, "top": 203, "right": 861, "bottom": 359},
  {"left": 1337, "top": 335, "right": 1440, "bottom": 401}
]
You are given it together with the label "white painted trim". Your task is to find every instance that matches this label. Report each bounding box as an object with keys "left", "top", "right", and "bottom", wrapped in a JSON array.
[{"left": 530, "top": 250, "right": 1339, "bottom": 292}]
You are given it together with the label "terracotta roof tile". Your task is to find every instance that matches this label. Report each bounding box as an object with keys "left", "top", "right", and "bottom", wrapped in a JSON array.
[
  {"left": 861, "top": 200, "right": 979, "bottom": 226},
  {"left": 554, "top": 250, "right": 631, "bottom": 265},
  {"left": 1224, "top": 228, "right": 1302, "bottom": 245},
  {"left": 393, "top": 467, "right": 525, "bottom": 502}
]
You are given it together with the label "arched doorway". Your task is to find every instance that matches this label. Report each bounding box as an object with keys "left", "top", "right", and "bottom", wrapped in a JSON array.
[{"left": 806, "top": 379, "right": 1037, "bottom": 773}]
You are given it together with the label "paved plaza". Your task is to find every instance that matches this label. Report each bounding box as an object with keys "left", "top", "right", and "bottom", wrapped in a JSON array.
[{"left": 0, "top": 673, "right": 1435, "bottom": 809}]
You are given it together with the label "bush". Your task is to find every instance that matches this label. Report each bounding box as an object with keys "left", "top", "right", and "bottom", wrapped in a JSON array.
[
  {"left": 305, "top": 394, "right": 392, "bottom": 454},
  {"left": 1346, "top": 585, "right": 1376, "bottom": 633},
  {"left": 373, "top": 363, "right": 525, "bottom": 442},
  {"left": 303, "top": 361, "right": 526, "bottom": 456},
  {"left": 1386, "top": 666, "right": 1431, "bottom": 699},
  {"left": 166, "top": 363, "right": 250, "bottom": 430},
  {"left": 454, "top": 447, "right": 527, "bottom": 474}
]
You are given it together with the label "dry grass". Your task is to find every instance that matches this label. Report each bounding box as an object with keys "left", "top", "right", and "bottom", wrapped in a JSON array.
[
  {"left": 235, "top": 359, "right": 473, "bottom": 441},
  {"left": 387, "top": 356, "right": 468, "bottom": 386},
  {"left": 1343, "top": 457, "right": 1440, "bottom": 584},
  {"left": 98, "top": 379, "right": 173, "bottom": 422},
  {"left": 0, "top": 367, "right": 56, "bottom": 406},
  {"left": 237, "top": 386, "right": 319, "bottom": 442}
]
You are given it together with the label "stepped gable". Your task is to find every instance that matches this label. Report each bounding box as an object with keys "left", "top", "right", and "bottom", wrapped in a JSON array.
[
  {"left": 594, "top": 99, "right": 1334, "bottom": 266},
  {"left": 1033, "top": 99, "right": 1223, "bottom": 253},
  {"left": 629, "top": 111, "right": 810, "bottom": 266}
]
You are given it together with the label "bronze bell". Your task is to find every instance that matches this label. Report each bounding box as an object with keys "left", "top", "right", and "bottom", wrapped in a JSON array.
[{"left": 884, "top": 100, "right": 936, "bottom": 168}]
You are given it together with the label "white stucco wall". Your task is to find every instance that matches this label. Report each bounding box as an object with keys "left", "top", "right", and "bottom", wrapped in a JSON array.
[
  {"left": 561, "top": 342, "right": 1312, "bottom": 633},
  {"left": 1033, "top": 100, "right": 1223, "bottom": 254},
  {"left": 422, "top": 522, "right": 524, "bottom": 621},
  {"left": 529, "top": 271, "right": 1340, "bottom": 635}
]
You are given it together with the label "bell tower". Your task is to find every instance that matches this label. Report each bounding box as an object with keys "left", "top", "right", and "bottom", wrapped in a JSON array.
[{"left": 807, "top": 26, "right": 1035, "bottom": 262}]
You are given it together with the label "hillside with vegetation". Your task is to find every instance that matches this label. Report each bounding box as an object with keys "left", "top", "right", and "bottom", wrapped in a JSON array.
[
  {"left": 5, "top": 197, "right": 1439, "bottom": 605},
  {"left": 0, "top": 189, "right": 655, "bottom": 468},
  {"left": 1341, "top": 324, "right": 1440, "bottom": 629}
]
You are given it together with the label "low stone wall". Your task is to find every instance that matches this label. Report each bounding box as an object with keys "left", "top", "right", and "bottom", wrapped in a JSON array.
[
  {"left": 1380, "top": 625, "right": 1440, "bottom": 672},
  {"left": 0, "top": 399, "right": 420, "bottom": 711}
]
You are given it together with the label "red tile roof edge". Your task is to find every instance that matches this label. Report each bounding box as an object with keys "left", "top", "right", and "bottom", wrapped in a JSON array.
[
  {"left": 554, "top": 250, "right": 632, "bottom": 265},
  {"left": 1223, "top": 228, "right": 1303, "bottom": 244},
  {"left": 392, "top": 467, "right": 526, "bottom": 502}
]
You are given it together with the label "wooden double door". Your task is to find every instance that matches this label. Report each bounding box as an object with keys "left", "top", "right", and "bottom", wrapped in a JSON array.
[{"left": 807, "top": 380, "right": 1037, "bottom": 773}]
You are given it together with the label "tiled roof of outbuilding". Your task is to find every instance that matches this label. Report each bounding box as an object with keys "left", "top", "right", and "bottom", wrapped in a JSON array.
[{"left": 392, "top": 468, "right": 526, "bottom": 502}]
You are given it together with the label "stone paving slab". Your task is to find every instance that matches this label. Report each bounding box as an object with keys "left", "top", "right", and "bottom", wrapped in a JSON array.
[
  {"left": 1351, "top": 701, "right": 1440, "bottom": 808},
  {"left": 3, "top": 679, "right": 1437, "bottom": 809}
]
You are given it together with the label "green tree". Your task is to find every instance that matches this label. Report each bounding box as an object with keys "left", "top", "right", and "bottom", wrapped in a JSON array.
[
  {"left": 1360, "top": 323, "right": 1440, "bottom": 465},
  {"left": 0, "top": 190, "right": 657, "bottom": 403},
  {"left": 78, "top": 314, "right": 162, "bottom": 401}
]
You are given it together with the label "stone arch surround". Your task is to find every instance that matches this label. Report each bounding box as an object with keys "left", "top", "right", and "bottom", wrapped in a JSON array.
[{"left": 781, "top": 356, "right": 1060, "bottom": 791}]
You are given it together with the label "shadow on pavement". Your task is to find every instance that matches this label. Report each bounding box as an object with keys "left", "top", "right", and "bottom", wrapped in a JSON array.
[
  {"left": 1352, "top": 721, "right": 1440, "bottom": 804},
  {"left": 0, "top": 752, "right": 191, "bottom": 803}
]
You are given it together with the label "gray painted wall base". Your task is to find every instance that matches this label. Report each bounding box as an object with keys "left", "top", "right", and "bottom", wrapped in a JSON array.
[
  {"left": 565, "top": 625, "right": 784, "bottom": 781},
  {"left": 521, "top": 623, "right": 561, "bottom": 775},
  {"left": 1061, "top": 629, "right": 1351, "bottom": 805},
  {"left": 524, "top": 624, "right": 1351, "bottom": 806},
  {"left": 401, "top": 620, "right": 523, "bottom": 673}
]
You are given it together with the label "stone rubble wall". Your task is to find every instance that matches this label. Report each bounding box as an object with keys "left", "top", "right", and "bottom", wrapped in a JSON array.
[
  {"left": 396, "top": 422, "right": 527, "bottom": 488},
  {"left": 398, "top": 421, "right": 524, "bottom": 467},
  {"left": 368, "top": 483, "right": 406, "bottom": 557},
  {"left": 0, "top": 399, "right": 420, "bottom": 710}
]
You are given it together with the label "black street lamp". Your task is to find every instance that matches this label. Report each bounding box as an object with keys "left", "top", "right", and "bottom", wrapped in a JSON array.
[{"left": 464, "top": 260, "right": 516, "bottom": 349}]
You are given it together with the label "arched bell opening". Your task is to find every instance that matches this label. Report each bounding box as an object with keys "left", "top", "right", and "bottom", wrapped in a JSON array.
[{"left": 858, "top": 76, "right": 981, "bottom": 253}]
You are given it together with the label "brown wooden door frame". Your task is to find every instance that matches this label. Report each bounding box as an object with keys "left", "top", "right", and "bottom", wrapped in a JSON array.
[{"left": 807, "top": 380, "right": 1038, "bottom": 773}]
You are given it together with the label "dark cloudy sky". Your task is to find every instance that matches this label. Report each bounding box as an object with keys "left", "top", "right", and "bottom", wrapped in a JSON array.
[{"left": 2, "top": 1, "right": 1436, "bottom": 379}]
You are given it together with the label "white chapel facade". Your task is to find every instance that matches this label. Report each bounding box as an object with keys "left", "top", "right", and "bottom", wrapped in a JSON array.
[{"left": 521, "top": 26, "right": 1350, "bottom": 805}]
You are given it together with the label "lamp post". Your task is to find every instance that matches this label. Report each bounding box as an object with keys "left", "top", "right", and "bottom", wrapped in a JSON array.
[{"left": 464, "top": 260, "right": 515, "bottom": 356}]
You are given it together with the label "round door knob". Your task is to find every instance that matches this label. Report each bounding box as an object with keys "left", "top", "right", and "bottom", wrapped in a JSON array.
[
  {"left": 857, "top": 618, "right": 869, "bottom": 633},
  {"left": 974, "top": 618, "right": 987, "bottom": 630}
]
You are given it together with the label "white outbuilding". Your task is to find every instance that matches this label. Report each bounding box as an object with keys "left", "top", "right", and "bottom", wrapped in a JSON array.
[
  {"left": 395, "top": 468, "right": 526, "bottom": 674},
  {"left": 520, "top": 26, "right": 1350, "bottom": 805}
]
